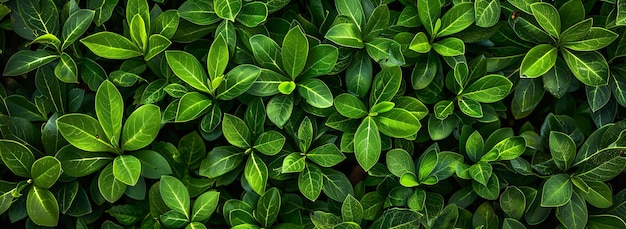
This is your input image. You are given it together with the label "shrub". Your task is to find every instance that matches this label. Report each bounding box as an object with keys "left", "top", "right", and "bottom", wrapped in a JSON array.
[{"left": 1, "top": 0, "right": 626, "bottom": 228}]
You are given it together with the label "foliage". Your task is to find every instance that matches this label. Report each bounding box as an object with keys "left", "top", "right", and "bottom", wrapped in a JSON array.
[{"left": 1, "top": 0, "right": 626, "bottom": 228}]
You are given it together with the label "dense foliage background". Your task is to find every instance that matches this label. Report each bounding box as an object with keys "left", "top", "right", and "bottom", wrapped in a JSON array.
[{"left": 1, "top": 0, "right": 626, "bottom": 228}]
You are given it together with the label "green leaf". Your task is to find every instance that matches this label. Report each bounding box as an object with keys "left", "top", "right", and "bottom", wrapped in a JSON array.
[
  {"left": 346, "top": 51, "right": 373, "bottom": 97},
  {"left": 489, "top": 137, "right": 526, "bottom": 161},
  {"left": 428, "top": 115, "right": 455, "bottom": 141},
  {"left": 354, "top": 117, "right": 381, "bottom": 171},
  {"left": 216, "top": 64, "right": 261, "bottom": 100},
  {"left": 582, "top": 181, "right": 613, "bottom": 208},
  {"left": 386, "top": 149, "right": 415, "bottom": 178},
  {"left": 541, "top": 174, "right": 572, "bottom": 207},
  {"left": 57, "top": 114, "right": 116, "bottom": 152},
  {"left": 56, "top": 145, "right": 112, "bottom": 177},
  {"left": 31, "top": 156, "right": 62, "bottom": 189},
  {"left": 129, "top": 14, "right": 147, "bottom": 51},
  {"left": 98, "top": 163, "right": 128, "bottom": 203},
  {"left": 574, "top": 149, "right": 626, "bottom": 182},
  {"left": 282, "top": 25, "right": 309, "bottom": 79},
  {"left": 437, "top": 2, "right": 475, "bottom": 37},
  {"left": 560, "top": 18, "right": 592, "bottom": 43},
  {"left": 559, "top": 0, "right": 585, "bottom": 29},
  {"left": 214, "top": 0, "right": 242, "bottom": 21},
  {"left": 297, "top": 116, "right": 313, "bottom": 153},
  {"left": 297, "top": 79, "right": 334, "bottom": 108},
  {"left": 562, "top": 28, "right": 618, "bottom": 51},
  {"left": 96, "top": 80, "right": 123, "bottom": 147},
  {"left": 369, "top": 208, "right": 421, "bottom": 228},
  {"left": 335, "top": 93, "right": 368, "bottom": 119},
  {"left": 165, "top": 50, "right": 211, "bottom": 93},
  {"left": 469, "top": 162, "right": 492, "bottom": 186},
  {"left": 374, "top": 108, "right": 421, "bottom": 138},
  {"left": 160, "top": 175, "right": 190, "bottom": 219},
  {"left": 500, "top": 186, "right": 526, "bottom": 219},
  {"left": 3, "top": 50, "right": 59, "bottom": 76},
  {"left": 418, "top": 0, "right": 441, "bottom": 36},
  {"left": 520, "top": 44, "right": 558, "bottom": 78},
  {"left": 62, "top": 9, "right": 95, "bottom": 50},
  {"left": 587, "top": 215, "right": 626, "bottom": 229},
  {"left": 208, "top": 34, "right": 229, "bottom": 80},
  {"left": 530, "top": 3, "right": 561, "bottom": 38},
  {"left": 121, "top": 104, "right": 161, "bottom": 151},
  {"left": 409, "top": 32, "right": 431, "bottom": 53},
  {"left": 557, "top": 191, "right": 587, "bottom": 229},
  {"left": 618, "top": 0, "right": 626, "bottom": 26},
  {"left": 370, "top": 101, "right": 395, "bottom": 114},
  {"left": 255, "top": 187, "right": 281, "bottom": 227},
  {"left": 80, "top": 32, "right": 142, "bottom": 59},
  {"left": 152, "top": 10, "right": 180, "bottom": 38},
  {"left": 141, "top": 79, "right": 167, "bottom": 104},
  {"left": 561, "top": 49, "right": 609, "bottom": 86},
  {"left": 125, "top": 0, "right": 150, "bottom": 31},
  {"left": 398, "top": 6, "right": 420, "bottom": 28},
  {"left": 253, "top": 130, "right": 287, "bottom": 156},
  {"left": 222, "top": 114, "right": 251, "bottom": 148},
  {"left": 145, "top": 34, "right": 171, "bottom": 61},
  {"left": 363, "top": 4, "right": 390, "bottom": 40},
  {"left": 466, "top": 131, "right": 485, "bottom": 162},
  {"left": 301, "top": 44, "right": 339, "bottom": 79},
  {"left": 176, "top": 92, "right": 212, "bottom": 122},
  {"left": 191, "top": 191, "right": 220, "bottom": 222},
  {"left": 112, "top": 155, "right": 141, "bottom": 186},
  {"left": 325, "top": 22, "right": 364, "bottom": 48},
  {"left": 462, "top": 74, "right": 512, "bottom": 103},
  {"left": 458, "top": 98, "right": 483, "bottom": 118},
  {"left": 0, "top": 140, "right": 35, "bottom": 178},
  {"left": 53, "top": 53, "right": 78, "bottom": 83},
  {"left": 266, "top": 94, "right": 293, "bottom": 128},
  {"left": 335, "top": 0, "right": 365, "bottom": 27},
  {"left": 237, "top": 2, "right": 268, "bottom": 27},
  {"left": 475, "top": 0, "right": 500, "bottom": 27},
  {"left": 27, "top": 186, "right": 59, "bottom": 227},
  {"left": 432, "top": 37, "right": 465, "bottom": 56},
  {"left": 178, "top": 0, "right": 220, "bottom": 26},
  {"left": 199, "top": 146, "right": 244, "bottom": 178},
  {"left": 472, "top": 172, "right": 500, "bottom": 200},
  {"left": 35, "top": 65, "right": 65, "bottom": 114},
  {"left": 249, "top": 35, "right": 283, "bottom": 73},
  {"left": 549, "top": 131, "right": 576, "bottom": 171},
  {"left": 321, "top": 168, "right": 354, "bottom": 202},
  {"left": 342, "top": 194, "right": 363, "bottom": 223},
  {"left": 434, "top": 100, "right": 454, "bottom": 120},
  {"left": 369, "top": 66, "right": 402, "bottom": 106},
  {"left": 89, "top": 0, "right": 117, "bottom": 26},
  {"left": 160, "top": 210, "right": 189, "bottom": 228},
  {"left": 299, "top": 164, "right": 323, "bottom": 201},
  {"left": 245, "top": 152, "right": 268, "bottom": 195},
  {"left": 281, "top": 152, "right": 306, "bottom": 173},
  {"left": 307, "top": 143, "right": 346, "bottom": 167},
  {"left": 132, "top": 150, "right": 173, "bottom": 179}
]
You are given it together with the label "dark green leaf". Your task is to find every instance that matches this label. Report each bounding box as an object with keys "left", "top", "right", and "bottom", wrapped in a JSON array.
[
  {"left": 3, "top": 50, "right": 59, "bottom": 76},
  {"left": 0, "top": 140, "right": 35, "bottom": 178}
]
